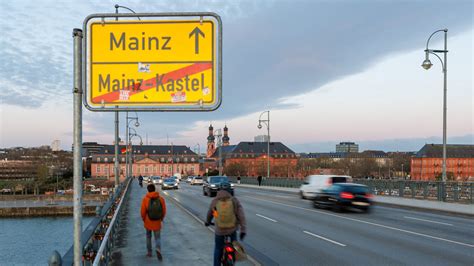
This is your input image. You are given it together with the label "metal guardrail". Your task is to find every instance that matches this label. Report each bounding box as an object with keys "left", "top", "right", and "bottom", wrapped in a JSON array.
[
  {"left": 51, "top": 177, "right": 132, "bottom": 265},
  {"left": 354, "top": 179, "right": 474, "bottom": 204},
  {"left": 227, "top": 176, "right": 473, "bottom": 203}
]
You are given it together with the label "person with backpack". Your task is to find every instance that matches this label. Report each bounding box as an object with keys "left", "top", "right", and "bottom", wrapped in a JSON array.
[
  {"left": 205, "top": 182, "right": 247, "bottom": 266},
  {"left": 140, "top": 184, "right": 167, "bottom": 260}
]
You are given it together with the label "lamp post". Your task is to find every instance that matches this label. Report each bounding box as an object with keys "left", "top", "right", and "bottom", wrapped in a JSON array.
[
  {"left": 126, "top": 112, "right": 139, "bottom": 179},
  {"left": 129, "top": 128, "right": 143, "bottom": 179},
  {"left": 258, "top": 111, "right": 270, "bottom": 179},
  {"left": 421, "top": 29, "right": 448, "bottom": 183},
  {"left": 214, "top": 129, "right": 223, "bottom": 175}
]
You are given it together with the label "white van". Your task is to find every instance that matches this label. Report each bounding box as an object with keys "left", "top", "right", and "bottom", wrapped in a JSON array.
[{"left": 299, "top": 175, "right": 352, "bottom": 199}]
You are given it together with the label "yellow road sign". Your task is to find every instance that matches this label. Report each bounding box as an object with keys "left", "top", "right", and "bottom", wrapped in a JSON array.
[{"left": 83, "top": 13, "right": 222, "bottom": 111}]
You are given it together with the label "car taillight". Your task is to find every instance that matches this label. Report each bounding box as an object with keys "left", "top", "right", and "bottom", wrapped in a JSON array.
[
  {"left": 340, "top": 192, "right": 354, "bottom": 199},
  {"left": 365, "top": 193, "right": 373, "bottom": 199},
  {"left": 225, "top": 246, "right": 234, "bottom": 253}
]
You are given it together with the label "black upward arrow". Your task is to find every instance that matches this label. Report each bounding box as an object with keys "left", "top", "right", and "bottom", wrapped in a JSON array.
[{"left": 189, "top": 27, "right": 205, "bottom": 54}]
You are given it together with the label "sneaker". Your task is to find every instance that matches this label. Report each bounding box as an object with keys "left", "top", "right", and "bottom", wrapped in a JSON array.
[
  {"left": 156, "top": 248, "right": 163, "bottom": 261},
  {"left": 146, "top": 251, "right": 152, "bottom": 257}
]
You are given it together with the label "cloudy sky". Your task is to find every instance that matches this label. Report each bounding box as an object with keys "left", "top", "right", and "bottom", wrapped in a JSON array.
[{"left": 0, "top": 0, "right": 472, "bottom": 152}]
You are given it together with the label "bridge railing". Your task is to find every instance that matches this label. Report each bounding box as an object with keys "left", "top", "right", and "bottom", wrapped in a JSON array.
[
  {"left": 54, "top": 177, "right": 132, "bottom": 266},
  {"left": 227, "top": 176, "right": 473, "bottom": 203}
]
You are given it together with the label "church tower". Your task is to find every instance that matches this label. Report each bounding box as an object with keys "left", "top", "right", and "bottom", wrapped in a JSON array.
[
  {"left": 207, "top": 124, "right": 216, "bottom": 158},
  {"left": 223, "top": 125, "right": 230, "bottom": 146}
]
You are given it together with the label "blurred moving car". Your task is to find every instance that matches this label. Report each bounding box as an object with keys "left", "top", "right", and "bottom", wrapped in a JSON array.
[
  {"left": 151, "top": 176, "right": 162, "bottom": 185},
  {"left": 313, "top": 183, "right": 373, "bottom": 213},
  {"left": 143, "top": 176, "right": 151, "bottom": 183},
  {"left": 299, "top": 175, "right": 352, "bottom": 199},
  {"left": 173, "top": 173, "right": 182, "bottom": 182},
  {"left": 190, "top": 176, "right": 203, "bottom": 185},
  {"left": 162, "top": 178, "right": 179, "bottom": 190},
  {"left": 186, "top": 176, "right": 193, "bottom": 183},
  {"left": 203, "top": 176, "right": 234, "bottom": 197}
]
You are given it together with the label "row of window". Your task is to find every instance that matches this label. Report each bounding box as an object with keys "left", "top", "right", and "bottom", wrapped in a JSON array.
[
  {"left": 95, "top": 157, "right": 197, "bottom": 163},
  {"left": 95, "top": 165, "right": 196, "bottom": 174},
  {"left": 228, "top": 154, "right": 296, "bottom": 159}
]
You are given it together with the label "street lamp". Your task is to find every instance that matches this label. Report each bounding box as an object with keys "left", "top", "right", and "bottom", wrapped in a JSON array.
[
  {"left": 125, "top": 112, "right": 139, "bottom": 179},
  {"left": 214, "top": 129, "right": 223, "bottom": 175},
  {"left": 421, "top": 29, "right": 448, "bottom": 183},
  {"left": 258, "top": 111, "right": 270, "bottom": 179},
  {"left": 129, "top": 128, "right": 143, "bottom": 179}
]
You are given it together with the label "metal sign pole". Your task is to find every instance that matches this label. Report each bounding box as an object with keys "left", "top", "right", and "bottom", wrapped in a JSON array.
[
  {"left": 72, "top": 28, "right": 83, "bottom": 266},
  {"left": 114, "top": 111, "right": 119, "bottom": 187}
]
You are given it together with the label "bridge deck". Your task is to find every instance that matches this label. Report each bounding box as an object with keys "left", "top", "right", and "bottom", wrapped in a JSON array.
[{"left": 112, "top": 180, "right": 246, "bottom": 265}]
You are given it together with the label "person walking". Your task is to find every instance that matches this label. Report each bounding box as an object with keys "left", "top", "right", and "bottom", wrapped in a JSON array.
[
  {"left": 205, "top": 183, "right": 246, "bottom": 266},
  {"left": 141, "top": 184, "right": 167, "bottom": 260},
  {"left": 257, "top": 175, "right": 262, "bottom": 186},
  {"left": 237, "top": 176, "right": 241, "bottom": 184}
]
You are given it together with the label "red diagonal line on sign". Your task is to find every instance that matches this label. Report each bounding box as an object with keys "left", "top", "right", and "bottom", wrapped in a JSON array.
[{"left": 92, "top": 62, "right": 212, "bottom": 104}]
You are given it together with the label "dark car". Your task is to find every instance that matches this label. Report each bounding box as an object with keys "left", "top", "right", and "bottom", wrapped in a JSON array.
[
  {"left": 161, "top": 178, "right": 179, "bottom": 190},
  {"left": 313, "top": 183, "right": 373, "bottom": 213},
  {"left": 203, "top": 176, "right": 234, "bottom": 197}
]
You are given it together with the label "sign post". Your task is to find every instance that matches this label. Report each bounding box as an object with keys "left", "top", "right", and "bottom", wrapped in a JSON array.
[
  {"left": 73, "top": 13, "right": 222, "bottom": 264},
  {"left": 83, "top": 13, "right": 222, "bottom": 112}
]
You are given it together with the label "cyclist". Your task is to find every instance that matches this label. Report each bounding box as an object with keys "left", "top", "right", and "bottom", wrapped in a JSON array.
[{"left": 205, "top": 182, "right": 247, "bottom": 266}]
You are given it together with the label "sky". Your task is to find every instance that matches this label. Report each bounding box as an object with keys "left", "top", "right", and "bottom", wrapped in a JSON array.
[{"left": 0, "top": 0, "right": 472, "bottom": 153}]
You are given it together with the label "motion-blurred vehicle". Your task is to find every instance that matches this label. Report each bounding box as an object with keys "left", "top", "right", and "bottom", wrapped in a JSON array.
[
  {"left": 151, "top": 176, "right": 162, "bottom": 185},
  {"left": 191, "top": 176, "right": 203, "bottom": 185},
  {"left": 162, "top": 178, "right": 179, "bottom": 190},
  {"left": 186, "top": 176, "right": 193, "bottom": 183},
  {"left": 143, "top": 176, "right": 151, "bottom": 183},
  {"left": 203, "top": 176, "right": 234, "bottom": 197},
  {"left": 299, "top": 175, "right": 352, "bottom": 199},
  {"left": 173, "top": 173, "right": 182, "bottom": 182},
  {"left": 313, "top": 183, "right": 373, "bottom": 213}
]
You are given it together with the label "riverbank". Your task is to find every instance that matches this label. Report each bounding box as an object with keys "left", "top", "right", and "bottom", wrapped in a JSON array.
[
  {"left": 0, "top": 194, "right": 108, "bottom": 217},
  {"left": 0, "top": 205, "right": 100, "bottom": 217}
]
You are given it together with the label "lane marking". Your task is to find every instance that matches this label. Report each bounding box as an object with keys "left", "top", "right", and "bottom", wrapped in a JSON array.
[
  {"left": 173, "top": 197, "right": 181, "bottom": 203},
  {"left": 303, "top": 231, "right": 346, "bottom": 247},
  {"left": 256, "top": 214, "right": 278, "bottom": 223},
  {"left": 244, "top": 196, "right": 474, "bottom": 248},
  {"left": 404, "top": 216, "right": 453, "bottom": 226},
  {"left": 163, "top": 191, "right": 262, "bottom": 266}
]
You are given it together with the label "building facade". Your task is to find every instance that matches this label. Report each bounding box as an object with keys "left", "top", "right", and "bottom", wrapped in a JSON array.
[
  {"left": 336, "top": 142, "right": 359, "bottom": 153},
  {"left": 411, "top": 144, "right": 474, "bottom": 181},
  {"left": 211, "top": 142, "right": 298, "bottom": 177},
  {"left": 90, "top": 145, "right": 199, "bottom": 179}
]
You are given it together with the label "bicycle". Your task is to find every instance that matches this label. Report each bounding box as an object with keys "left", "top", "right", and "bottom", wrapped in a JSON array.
[{"left": 208, "top": 222, "right": 236, "bottom": 266}]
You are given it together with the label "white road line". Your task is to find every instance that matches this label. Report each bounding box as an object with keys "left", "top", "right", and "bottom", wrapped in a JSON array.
[
  {"left": 404, "top": 216, "right": 453, "bottom": 226},
  {"left": 256, "top": 214, "right": 278, "bottom": 223},
  {"left": 173, "top": 197, "right": 181, "bottom": 203},
  {"left": 303, "top": 231, "right": 346, "bottom": 247},
  {"left": 245, "top": 196, "right": 474, "bottom": 248}
]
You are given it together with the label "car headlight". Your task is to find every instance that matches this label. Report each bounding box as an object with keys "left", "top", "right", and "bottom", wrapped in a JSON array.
[
  {"left": 210, "top": 184, "right": 216, "bottom": 188},
  {"left": 230, "top": 183, "right": 234, "bottom": 187}
]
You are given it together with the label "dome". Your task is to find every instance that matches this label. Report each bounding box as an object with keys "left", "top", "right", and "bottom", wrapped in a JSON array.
[
  {"left": 207, "top": 135, "right": 215, "bottom": 141},
  {"left": 209, "top": 124, "right": 214, "bottom": 130},
  {"left": 222, "top": 136, "right": 230, "bottom": 141}
]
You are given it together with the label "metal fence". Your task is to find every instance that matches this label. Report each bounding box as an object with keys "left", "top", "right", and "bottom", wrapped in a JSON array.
[
  {"left": 54, "top": 177, "right": 132, "bottom": 265},
  {"left": 354, "top": 179, "right": 473, "bottom": 204},
  {"left": 227, "top": 176, "right": 473, "bottom": 203}
]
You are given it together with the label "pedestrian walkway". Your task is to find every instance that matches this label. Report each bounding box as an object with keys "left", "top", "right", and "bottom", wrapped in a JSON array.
[
  {"left": 236, "top": 184, "right": 474, "bottom": 216},
  {"left": 112, "top": 182, "right": 254, "bottom": 265}
]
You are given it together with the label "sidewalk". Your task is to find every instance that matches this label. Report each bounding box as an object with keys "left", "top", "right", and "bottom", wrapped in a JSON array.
[
  {"left": 112, "top": 182, "right": 254, "bottom": 265},
  {"left": 236, "top": 184, "right": 474, "bottom": 217}
]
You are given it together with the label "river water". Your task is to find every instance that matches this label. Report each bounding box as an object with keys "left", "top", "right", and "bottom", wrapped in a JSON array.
[{"left": 0, "top": 217, "right": 92, "bottom": 265}]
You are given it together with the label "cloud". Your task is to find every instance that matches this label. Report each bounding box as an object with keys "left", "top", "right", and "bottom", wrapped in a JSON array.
[{"left": 1, "top": 0, "right": 472, "bottom": 148}]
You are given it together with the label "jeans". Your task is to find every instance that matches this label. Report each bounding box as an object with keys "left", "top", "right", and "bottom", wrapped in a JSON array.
[
  {"left": 214, "top": 231, "right": 237, "bottom": 266},
  {"left": 146, "top": 230, "right": 161, "bottom": 252}
]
